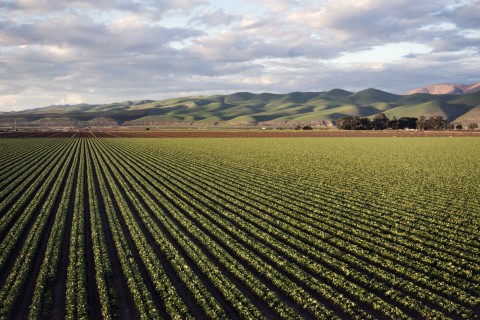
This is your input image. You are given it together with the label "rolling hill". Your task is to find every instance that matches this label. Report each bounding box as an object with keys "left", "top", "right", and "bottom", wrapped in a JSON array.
[
  {"left": 1, "top": 88, "right": 480, "bottom": 128},
  {"left": 404, "top": 82, "right": 480, "bottom": 95}
]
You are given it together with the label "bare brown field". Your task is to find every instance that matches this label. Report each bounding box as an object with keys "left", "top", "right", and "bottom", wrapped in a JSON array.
[{"left": 1, "top": 129, "right": 480, "bottom": 138}]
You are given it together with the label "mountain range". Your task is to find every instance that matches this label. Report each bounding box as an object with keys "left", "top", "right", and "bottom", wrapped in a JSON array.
[
  {"left": 1, "top": 84, "right": 480, "bottom": 128},
  {"left": 404, "top": 82, "right": 480, "bottom": 95}
]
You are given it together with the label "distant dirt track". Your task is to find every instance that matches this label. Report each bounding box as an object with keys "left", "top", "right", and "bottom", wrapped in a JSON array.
[{"left": 1, "top": 130, "right": 480, "bottom": 138}]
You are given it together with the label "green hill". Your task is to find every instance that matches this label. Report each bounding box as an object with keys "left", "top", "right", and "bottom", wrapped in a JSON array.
[
  {"left": 383, "top": 100, "right": 475, "bottom": 121},
  {"left": 2, "top": 89, "right": 480, "bottom": 127},
  {"left": 451, "top": 105, "right": 480, "bottom": 124},
  {"left": 340, "top": 88, "right": 400, "bottom": 104},
  {"left": 319, "top": 89, "right": 353, "bottom": 100}
]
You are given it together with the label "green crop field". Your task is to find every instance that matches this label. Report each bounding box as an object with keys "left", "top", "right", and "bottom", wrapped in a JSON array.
[{"left": 0, "top": 137, "right": 479, "bottom": 319}]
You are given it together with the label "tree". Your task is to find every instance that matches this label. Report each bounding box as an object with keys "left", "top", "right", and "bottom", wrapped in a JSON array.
[
  {"left": 294, "top": 125, "right": 302, "bottom": 130},
  {"left": 358, "top": 117, "right": 372, "bottom": 130},
  {"left": 456, "top": 124, "right": 463, "bottom": 130},
  {"left": 372, "top": 113, "right": 389, "bottom": 130},
  {"left": 426, "top": 116, "right": 447, "bottom": 130},
  {"left": 349, "top": 116, "right": 362, "bottom": 130},
  {"left": 302, "top": 125, "right": 313, "bottom": 130},
  {"left": 417, "top": 116, "right": 427, "bottom": 130},
  {"left": 468, "top": 123, "right": 478, "bottom": 130},
  {"left": 337, "top": 117, "right": 356, "bottom": 129},
  {"left": 398, "top": 117, "right": 417, "bottom": 130},
  {"left": 336, "top": 117, "right": 351, "bottom": 130},
  {"left": 388, "top": 116, "right": 399, "bottom": 130}
]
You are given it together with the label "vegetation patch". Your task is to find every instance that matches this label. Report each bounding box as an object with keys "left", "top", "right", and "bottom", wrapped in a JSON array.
[{"left": 0, "top": 137, "right": 479, "bottom": 319}]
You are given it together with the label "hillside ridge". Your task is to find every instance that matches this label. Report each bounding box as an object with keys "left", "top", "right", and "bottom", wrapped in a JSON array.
[
  {"left": 1, "top": 87, "right": 480, "bottom": 127},
  {"left": 404, "top": 82, "right": 480, "bottom": 95}
]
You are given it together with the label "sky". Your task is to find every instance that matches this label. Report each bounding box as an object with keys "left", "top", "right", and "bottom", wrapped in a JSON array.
[{"left": 0, "top": 0, "right": 479, "bottom": 111}]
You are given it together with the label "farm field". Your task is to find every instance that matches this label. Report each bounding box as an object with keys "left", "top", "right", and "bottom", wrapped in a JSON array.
[
  {"left": 2, "top": 129, "right": 480, "bottom": 139},
  {"left": 0, "top": 136, "right": 479, "bottom": 319}
]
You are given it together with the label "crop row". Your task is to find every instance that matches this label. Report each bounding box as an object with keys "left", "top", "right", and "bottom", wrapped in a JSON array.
[
  {"left": 0, "top": 137, "right": 478, "bottom": 319},
  {"left": 96, "top": 139, "right": 476, "bottom": 318},
  {"left": 0, "top": 139, "right": 79, "bottom": 319}
]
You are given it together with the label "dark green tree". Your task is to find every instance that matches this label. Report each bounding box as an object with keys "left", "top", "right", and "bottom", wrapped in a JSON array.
[
  {"left": 336, "top": 117, "right": 348, "bottom": 129},
  {"left": 350, "top": 116, "right": 362, "bottom": 130},
  {"left": 372, "top": 113, "right": 389, "bottom": 130},
  {"left": 426, "top": 116, "right": 447, "bottom": 130},
  {"left": 416, "top": 116, "right": 427, "bottom": 130},
  {"left": 337, "top": 117, "right": 354, "bottom": 129},
  {"left": 398, "top": 117, "right": 417, "bottom": 129},
  {"left": 388, "top": 116, "right": 399, "bottom": 130},
  {"left": 358, "top": 117, "right": 372, "bottom": 130}
]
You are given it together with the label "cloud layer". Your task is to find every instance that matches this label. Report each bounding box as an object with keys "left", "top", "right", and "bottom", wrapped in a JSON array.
[{"left": 1, "top": 0, "right": 479, "bottom": 111}]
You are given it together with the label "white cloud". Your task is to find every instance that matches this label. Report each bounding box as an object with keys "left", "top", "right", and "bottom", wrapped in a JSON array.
[
  {"left": 60, "top": 93, "right": 84, "bottom": 105},
  {"left": 258, "top": 0, "right": 301, "bottom": 12},
  {"left": 189, "top": 8, "right": 236, "bottom": 27},
  {"left": 0, "top": 0, "right": 479, "bottom": 111}
]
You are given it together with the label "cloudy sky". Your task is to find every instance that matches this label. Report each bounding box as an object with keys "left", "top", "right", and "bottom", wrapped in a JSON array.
[{"left": 0, "top": 0, "right": 479, "bottom": 111}]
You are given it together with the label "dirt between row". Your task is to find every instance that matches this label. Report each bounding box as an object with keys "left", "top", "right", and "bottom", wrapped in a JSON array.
[{"left": 1, "top": 130, "right": 480, "bottom": 138}]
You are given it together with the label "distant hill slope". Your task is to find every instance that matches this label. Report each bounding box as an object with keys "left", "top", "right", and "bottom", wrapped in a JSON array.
[
  {"left": 1, "top": 88, "right": 480, "bottom": 127},
  {"left": 404, "top": 82, "right": 480, "bottom": 95}
]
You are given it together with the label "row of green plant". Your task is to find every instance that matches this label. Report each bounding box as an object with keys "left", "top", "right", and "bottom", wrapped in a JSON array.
[
  {"left": 89, "top": 141, "right": 159, "bottom": 319},
  {"left": 85, "top": 144, "right": 118, "bottom": 319},
  {"left": 108, "top": 139, "right": 398, "bottom": 319},
  {"left": 0, "top": 139, "right": 72, "bottom": 236},
  {"left": 90, "top": 138, "right": 205, "bottom": 319},
  {"left": 91, "top": 138, "right": 270, "bottom": 319},
  {"left": 0, "top": 139, "right": 78, "bottom": 319},
  {"left": 66, "top": 141, "right": 88, "bottom": 320},
  {"left": 135, "top": 137, "right": 480, "bottom": 317},
  {"left": 0, "top": 137, "right": 478, "bottom": 319},
  {"left": 29, "top": 140, "right": 80, "bottom": 319},
  {"left": 112, "top": 139, "right": 477, "bottom": 319}
]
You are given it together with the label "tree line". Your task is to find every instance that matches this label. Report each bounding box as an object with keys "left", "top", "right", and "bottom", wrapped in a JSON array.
[{"left": 337, "top": 114, "right": 478, "bottom": 130}]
